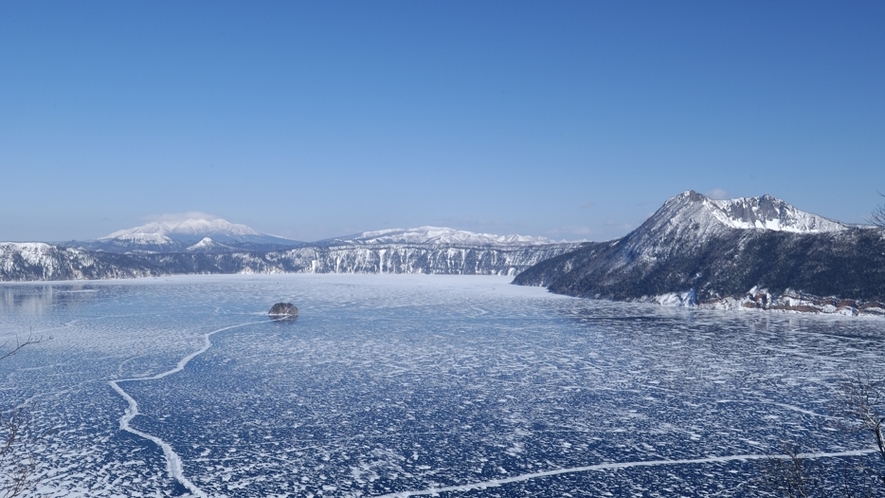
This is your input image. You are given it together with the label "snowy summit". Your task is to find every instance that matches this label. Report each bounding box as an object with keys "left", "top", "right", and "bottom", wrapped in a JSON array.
[
  {"left": 648, "top": 190, "right": 849, "bottom": 237},
  {"left": 101, "top": 217, "right": 262, "bottom": 242},
  {"left": 610, "top": 190, "right": 851, "bottom": 263},
  {"left": 689, "top": 191, "right": 848, "bottom": 232},
  {"left": 87, "top": 215, "right": 301, "bottom": 253}
]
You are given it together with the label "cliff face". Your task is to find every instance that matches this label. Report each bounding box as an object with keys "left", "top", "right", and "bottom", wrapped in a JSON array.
[
  {"left": 513, "top": 191, "right": 885, "bottom": 315},
  {"left": 267, "top": 244, "right": 583, "bottom": 275}
]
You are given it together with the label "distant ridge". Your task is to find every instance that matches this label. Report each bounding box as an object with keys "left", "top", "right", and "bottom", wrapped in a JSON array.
[
  {"left": 320, "top": 226, "right": 564, "bottom": 247},
  {"left": 1, "top": 221, "right": 583, "bottom": 280},
  {"left": 73, "top": 217, "right": 573, "bottom": 255}
]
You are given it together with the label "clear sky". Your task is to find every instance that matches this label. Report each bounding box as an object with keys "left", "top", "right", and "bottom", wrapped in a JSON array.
[{"left": 1, "top": 1, "right": 883, "bottom": 242}]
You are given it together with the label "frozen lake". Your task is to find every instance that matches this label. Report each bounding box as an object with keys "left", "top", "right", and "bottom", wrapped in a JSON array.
[{"left": 0, "top": 274, "right": 883, "bottom": 497}]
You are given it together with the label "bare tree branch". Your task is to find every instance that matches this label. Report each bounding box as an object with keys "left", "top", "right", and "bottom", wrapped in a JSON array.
[
  {"left": 0, "top": 329, "right": 48, "bottom": 497},
  {"left": 842, "top": 373, "right": 885, "bottom": 486},
  {"left": 0, "top": 331, "right": 43, "bottom": 363},
  {"left": 0, "top": 408, "right": 35, "bottom": 498},
  {"left": 867, "top": 192, "right": 885, "bottom": 228},
  {"left": 759, "top": 371, "right": 885, "bottom": 497},
  {"left": 760, "top": 444, "right": 813, "bottom": 497}
]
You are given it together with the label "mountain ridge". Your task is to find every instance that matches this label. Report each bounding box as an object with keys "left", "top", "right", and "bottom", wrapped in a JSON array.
[
  {"left": 665, "top": 190, "right": 849, "bottom": 233},
  {"left": 1, "top": 220, "right": 585, "bottom": 280},
  {"left": 319, "top": 226, "right": 566, "bottom": 247},
  {"left": 78, "top": 218, "right": 572, "bottom": 254}
]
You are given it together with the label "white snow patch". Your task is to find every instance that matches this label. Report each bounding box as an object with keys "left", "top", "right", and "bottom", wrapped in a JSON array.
[{"left": 326, "top": 226, "right": 566, "bottom": 246}]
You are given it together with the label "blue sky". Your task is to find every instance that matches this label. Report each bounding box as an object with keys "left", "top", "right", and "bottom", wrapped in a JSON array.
[{"left": 1, "top": 1, "right": 883, "bottom": 242}]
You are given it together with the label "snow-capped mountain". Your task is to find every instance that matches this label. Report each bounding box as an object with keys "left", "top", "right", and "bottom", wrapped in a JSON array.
[
  {"left": 78, "top": 216, "right": 574, "bottom": 258},
  {"left": 321, "top": 226, "right": 562, "bottom": 247},
  {"left": 612, "top": 190, "right": 851, "bottom": 267},
  {"left": 102, "top": 218, "right": 262, "bottom": 240},
  {"left": 78, "top": 217, "right": 302, "bottom": 253},
  {"left": 186, "top": 237, "right": 226, "bottom": 252},
  {"left": 514, "top": 191, "right": 885, "bottom": 315}
]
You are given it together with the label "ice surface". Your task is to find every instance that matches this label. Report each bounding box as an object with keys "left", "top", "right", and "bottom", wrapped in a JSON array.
[{"left": 0, "top": 274, "right": 883, "bottom": 497}]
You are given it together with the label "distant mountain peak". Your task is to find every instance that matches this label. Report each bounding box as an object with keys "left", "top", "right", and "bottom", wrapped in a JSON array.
[
  {"left": 88, "top": 216, "right": 300, "bottom": 253},
  {"left": 102, "top": 218, "right": 261, "bottom": 241},
  {"left": 186, "top": 237, "right": 218, "bottom": 252}
]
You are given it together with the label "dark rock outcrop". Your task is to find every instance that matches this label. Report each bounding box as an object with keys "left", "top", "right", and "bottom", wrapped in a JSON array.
[{"left": 268, "top": 302, "right": 298, "bottom": 320}]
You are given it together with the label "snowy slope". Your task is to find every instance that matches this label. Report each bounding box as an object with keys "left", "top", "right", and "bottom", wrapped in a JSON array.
[
  {"left": 322, "top": 226, "right": 561, "bottom": 246},
  {"left": 662, "top": 190, "right": 848, "bottom": 234},
  {"left": 186, "top": 237, "right": 220, "bottom": 252},
  {"left": 0, "top": 243, "right": 96, "bottom": 280},
  {"left": 104, "top": 232, "right": 175, "bottom": 245},
  {"left": 0, "top": 243, "right": 62, "bottom": 278}
]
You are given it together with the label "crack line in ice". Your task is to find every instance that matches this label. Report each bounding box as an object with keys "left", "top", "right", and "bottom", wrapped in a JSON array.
[
  {"left": 109, "top": 321, "right": 261, "bottom": 498},
  {"left": 716, "top": 399, "right": 833, "bottom": 418},
  {"left": 374, "top": 448, "right": 878, "bottom": 497}
]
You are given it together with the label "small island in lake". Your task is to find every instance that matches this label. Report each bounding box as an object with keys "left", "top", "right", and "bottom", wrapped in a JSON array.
[{"left": 268, "top": 302, "right": 298, "bottom": 320}]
